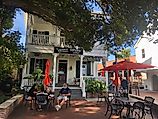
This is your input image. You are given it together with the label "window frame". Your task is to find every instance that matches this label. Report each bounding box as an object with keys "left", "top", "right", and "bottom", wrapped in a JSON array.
[
  {"left": 141, "top": 49, "right": 145, "bottom": 58},
  {"left": 29, "top": 57, "right": 48, "bottom": 74}
]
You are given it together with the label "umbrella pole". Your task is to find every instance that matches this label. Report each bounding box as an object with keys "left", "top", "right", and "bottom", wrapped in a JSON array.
[{"left": 126, "top": 70, "right": 132, "bottom": 99}]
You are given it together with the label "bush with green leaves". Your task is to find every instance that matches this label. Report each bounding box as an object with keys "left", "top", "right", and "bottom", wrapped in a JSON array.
[{"left": 85, "top": 78, "right": 106, "bottom": 94}]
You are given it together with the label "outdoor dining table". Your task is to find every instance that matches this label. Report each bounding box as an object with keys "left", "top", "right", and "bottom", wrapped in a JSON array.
[{"left": 115, "top": 97, "right": 141, "bottom": 117}]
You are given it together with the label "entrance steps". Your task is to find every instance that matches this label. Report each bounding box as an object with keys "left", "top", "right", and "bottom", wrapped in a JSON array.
[{"left": 55, "top": 88, "right": 83, "bottom": 99}]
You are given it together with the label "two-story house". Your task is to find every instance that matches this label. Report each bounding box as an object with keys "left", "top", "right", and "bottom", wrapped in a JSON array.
[
  {"left": 134, "top": 32, "right": 158, "bottom": 91},
  {"left": 21, "top": 13, "right": 107, "bottom": 97}
]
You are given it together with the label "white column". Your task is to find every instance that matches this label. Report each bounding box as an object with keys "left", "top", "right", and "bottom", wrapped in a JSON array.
[
  {"left": 52, "top": 54, "right": 58, "bottom": 91},
  {"left": 90, "top": 61, "right": 93, "bottom": 76},
  {"left": 21, "top": 53, "right": 27, "bottom": 89},
  {"left": 80, "top": 55, "right": 83, "bottom": 87},
  {"left": 122, "top": 70, "right": 124, "bottom": 78},
  {"left": 93, "top": 62, "right": 96, "bottom": 77},
  {"left": 106, "top": 71, "right": 109, "bottom": 92},
  {"left": 104, "top": 56, "right": 109, "bottom": 92}
]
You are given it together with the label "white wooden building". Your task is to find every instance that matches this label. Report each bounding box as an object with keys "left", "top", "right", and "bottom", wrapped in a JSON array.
[{"left": 21, "top": 14, "right": 107, "bottom": 97}]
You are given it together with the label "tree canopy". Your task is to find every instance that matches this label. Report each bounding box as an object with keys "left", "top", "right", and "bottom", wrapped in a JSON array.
[
  {"left": 2, "top": 0, "right": 158, "bottom": 52},
  {"left": 0, "top": 6, "right": 25, "bottom": 81}
]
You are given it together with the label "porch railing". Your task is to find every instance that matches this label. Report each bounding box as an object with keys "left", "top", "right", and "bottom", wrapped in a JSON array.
[
  {"left": 27, "top": 34, "right": 65, "bottom": 46},
  {"left": 81, "top": 76, "right": 106, "bottom": 98}
]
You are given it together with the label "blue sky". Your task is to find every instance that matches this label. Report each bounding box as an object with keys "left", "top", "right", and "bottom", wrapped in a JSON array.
[
  {"left": 12, "top": 10, "right": 26, "bottom": 45},
  {"left": 13, "top": 9, "right": 135, "bottom": 60}
]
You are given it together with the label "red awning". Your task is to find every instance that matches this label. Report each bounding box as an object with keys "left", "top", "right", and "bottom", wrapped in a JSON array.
[{"left": 103, "top": 60, "right": 155, "bottom": 71}]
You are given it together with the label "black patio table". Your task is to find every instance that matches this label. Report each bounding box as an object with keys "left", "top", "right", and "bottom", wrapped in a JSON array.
[{"left": 115, "top": 97, "right": 141, "bottom": 117}]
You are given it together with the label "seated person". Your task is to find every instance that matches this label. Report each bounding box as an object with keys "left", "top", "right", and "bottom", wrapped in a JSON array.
[
  {"left": 45, "top": 86, "right": 55, "bottom": 99},
  {"left": 27, "top": 84, "right": 38, "bottom": 109},
  {"left": 55, "top": 83, "right": 71, "bottom": 111}
]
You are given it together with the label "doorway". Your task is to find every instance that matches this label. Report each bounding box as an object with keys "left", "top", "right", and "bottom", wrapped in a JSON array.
[{"left": 57, "top": 60, "right": 67, "bottom": 86}]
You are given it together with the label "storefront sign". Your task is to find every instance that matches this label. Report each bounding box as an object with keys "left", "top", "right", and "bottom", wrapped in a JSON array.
[{"left": 54, "top": 47, "right": 83, "bottom": 55}]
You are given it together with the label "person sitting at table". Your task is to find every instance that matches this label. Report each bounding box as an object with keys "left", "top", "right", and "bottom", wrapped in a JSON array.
[
  {"left": 55, "top": 83, "right": 71, "bottom": 111},
  {"left": 27, "top": 83, "right": 38, "bottom": 109},
  {"left": 45, "top": 85, "right": 55, "bottom": 99}
]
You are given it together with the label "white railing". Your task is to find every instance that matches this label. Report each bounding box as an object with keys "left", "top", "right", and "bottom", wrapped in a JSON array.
[
  {"left": 81, "top": 76, "right": 106, "bottom": 98},
  {"left": 27, "top": 34, "right": 65, "bottom": 46},
  {"left": 21, "top": 79, "right": 34, "bottom": 89}
]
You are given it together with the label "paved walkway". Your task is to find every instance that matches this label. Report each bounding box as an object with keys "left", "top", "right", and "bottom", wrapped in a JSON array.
[
  {"left": 7, "top": 91, "right": 158, "bottom": 119},
  {"left": 7, "top": 100, "right": 105, "bottom": 119},
  {"left": 139, "top": 90, "right": 158, "bottom": 103}
]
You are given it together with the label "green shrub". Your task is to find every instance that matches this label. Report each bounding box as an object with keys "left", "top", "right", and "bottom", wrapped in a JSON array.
[{"left": 85, "top": 78, "right": 106, "bottom": 94}]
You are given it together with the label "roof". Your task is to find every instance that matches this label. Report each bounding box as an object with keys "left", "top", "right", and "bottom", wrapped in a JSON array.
[{"left": 106, "top": 55, "right": 136, "bottom": 66}]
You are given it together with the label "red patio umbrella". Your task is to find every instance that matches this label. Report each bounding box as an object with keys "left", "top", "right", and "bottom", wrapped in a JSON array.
[
  {"left": 103, "top": 60, "right": 155, "bottom": 71},
  {"left": 43, "top": 60, "right": 51, "bottom": 86},
  {"left": 103, "top": 60, "right": 155, "bottom": 87}
]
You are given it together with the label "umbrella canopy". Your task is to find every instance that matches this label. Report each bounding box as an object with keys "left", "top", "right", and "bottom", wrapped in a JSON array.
[
  {"left": 43, "top": 60, "right": 51, "bottom": 86},
  {"left": 103, "top": 60, "right": 155, "bottom": 71}
]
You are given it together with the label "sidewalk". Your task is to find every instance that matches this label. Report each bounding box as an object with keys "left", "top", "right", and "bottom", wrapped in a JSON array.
[{"left": 138, "top": 89, "right": 158, "bottom": 104}]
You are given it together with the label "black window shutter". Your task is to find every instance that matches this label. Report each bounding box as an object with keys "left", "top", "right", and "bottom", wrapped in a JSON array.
[
  {"left": 33, "top": 30, "right": 37, "bottom": 34},
  {"left": 43, "top": 59, "right": 47, "bottom": 74},
  {"left": 87, "top": 61, "right": 91, "bottom": 76},
  {"left": 29, "top": 58, "right": 35, "bottom": 74},
  {"left": 76, "top": 61, "right": 80, "bottom": 78}
]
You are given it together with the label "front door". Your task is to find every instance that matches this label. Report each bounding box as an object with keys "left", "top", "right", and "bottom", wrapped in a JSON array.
[{"left": 57, "top": 60, "right": 67, "bottom": 86}]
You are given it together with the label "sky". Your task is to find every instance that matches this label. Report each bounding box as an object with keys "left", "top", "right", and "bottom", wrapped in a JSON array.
[
  {"left": 12, "top": 10, "right": 26, "bottom": 45},
  {"left": 12, "top": 8, "right": 135, "bottom": 60}
]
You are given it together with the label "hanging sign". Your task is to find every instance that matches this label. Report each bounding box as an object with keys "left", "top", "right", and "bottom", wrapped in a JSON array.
[{"left": 54, "top": 47, "right": 83, "bottom": 55}]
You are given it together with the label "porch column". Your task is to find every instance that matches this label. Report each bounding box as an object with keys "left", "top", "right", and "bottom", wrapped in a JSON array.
[
  {"left": 21, "top": 52, "right": 28, "bottom": 89},
  {"left": 52, "top": 53, "right": 58, "bottom": 91},
  {"left": 80, "top": 55, "right": 84, "bottom": 87},
  {"left": 106, "top": 71, "right": 109, "bottom": 92},
  {"left": 104, "top": 57, "right": 109, "bottom": 92},
  {"left": 122, "top": 70, "right": 124, "bottom": 78}
]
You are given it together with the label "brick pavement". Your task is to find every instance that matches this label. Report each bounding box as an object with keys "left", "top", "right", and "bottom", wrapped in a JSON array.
[
  {"left": 6, "top": 92, "right": 158, "bottom": 119},
  {"left": 134, "top": 90, "right": 158, "bottom": 119},
  {"left": 7, "top": 100, "right": 105, "bottom": 119},
  {"left": 139, "top": 90, "right": 158, "bottom": 103}
]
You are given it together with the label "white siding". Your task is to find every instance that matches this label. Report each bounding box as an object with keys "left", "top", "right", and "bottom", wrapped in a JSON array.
[{"left": 135, "top": 31, "right": 158, "bottom": 91}]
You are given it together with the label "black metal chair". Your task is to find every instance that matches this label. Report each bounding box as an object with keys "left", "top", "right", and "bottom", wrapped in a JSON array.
[
  {"left": 97, "top": 91, "right": 107, "bottom": 103},
  {"left": 105, "top": 97, "right": 124, "bottom": 119},
  {"left": 128, "top": 101, "right": 145, "bottom": 119},
  {"left": 36, "top": 93, "right": 48, "bottom": 110},
  {"left": 144, "top": 96, "right": 155, "bottom": 119},
  {"left": 65, "top": 95, "right": 71, "bottom": 108},
  {"left": 23, "top": 90, "right": 33, "bottom": 107}
]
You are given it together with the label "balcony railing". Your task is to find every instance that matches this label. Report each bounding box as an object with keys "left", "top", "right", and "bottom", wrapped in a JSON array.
[{"left": 27, "top": 34, "right": 65, "bottom": 46}]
